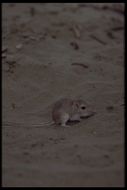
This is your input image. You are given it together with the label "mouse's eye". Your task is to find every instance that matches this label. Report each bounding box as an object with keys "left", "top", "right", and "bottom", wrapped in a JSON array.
[{"left": 81, "top": 106, "right": 86, "bottom": 110}]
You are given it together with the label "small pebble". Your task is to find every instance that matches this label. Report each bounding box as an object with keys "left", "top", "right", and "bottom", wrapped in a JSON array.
[
  {"left": 31, "top": 143, "right": 37, "bottom": 147},
  {"left": 29, "top": 36, "right": 37, "bottom": 40},
  {"left": 51, "top": 35, "right": 56, "bottom": 39},
  {"left": 6, "top": 55, "right": 15, "bottom": 63},
  {"left": 16, "top": 44, "right": 23, "bottom": 49},
  {"left": 92, "top": 130, "right": 97, "bottom": 135},
  {"left": 23, "top": 151, "right": 29, "bottom": 155},
  {"left": 2, "top": 53, "right": 7, "bottom": 58},
  {"left": 2, "top": 46, "right": 8, "bottom": 52},
  {"left": 70, "top": 41, "right": 79, "bottom": 50},
  {"left": 106, "top": 106, "right": 114, "bottom": 110},
  {"left": 22, "top": 33, "right": 29, "bottom": 38},
  {"left": 104, "top": 154, "right": 110, "bottom": 159},
  {"left": 11, "top": 103, "right": 15, "bottom": 109}
]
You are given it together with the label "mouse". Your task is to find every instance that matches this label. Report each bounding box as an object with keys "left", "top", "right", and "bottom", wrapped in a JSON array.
[
  {"left": 3, "top": 98, "right": 95, "bottom": 128},
  {"left": 52, "top": 98, "right": 95, "bottom": 127}
]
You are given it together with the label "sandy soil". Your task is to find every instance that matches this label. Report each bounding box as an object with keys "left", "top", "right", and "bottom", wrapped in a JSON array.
[{"left": 2, "top": 3, "right": 124, "bottom": 187}]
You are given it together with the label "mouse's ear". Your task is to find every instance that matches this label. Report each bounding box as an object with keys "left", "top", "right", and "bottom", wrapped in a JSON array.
[{"left": 72, "top": 101, "right": 79, "bottom": 109}]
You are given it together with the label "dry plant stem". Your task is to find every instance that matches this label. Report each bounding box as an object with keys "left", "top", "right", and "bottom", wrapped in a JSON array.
[
  {"left": 71, "top": 63, "right": 88, "bottom": 69},
  {"left": 90, "top": 34, "right": 106, "bottom": 45}
]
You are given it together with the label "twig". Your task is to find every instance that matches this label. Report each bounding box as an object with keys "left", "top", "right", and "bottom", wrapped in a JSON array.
[
  {"left": 71, "top": 63, "right": 88, "bottom": 69},
  {"left": 71, "top": 24, "right": 81, "bottom": 39},
  {"left": 107, "top": 31, "right": 115, "bottom": 39},
  {"left": 91, "top": 4, "right": 124, "bottom": 15},
  {"left": 30, "top": 7, "right": 36, "bottom": 17},
  {"left": 111, "top": 26, "right": 124, "bottom": 31},
  {"left": 90, "top": 34, "right": 106, "bottom": 45}
]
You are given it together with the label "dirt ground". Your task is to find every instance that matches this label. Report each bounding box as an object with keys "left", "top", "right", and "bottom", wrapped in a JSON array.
[{"left": 2, "top": 3, "right": 124, "bottom": 187}]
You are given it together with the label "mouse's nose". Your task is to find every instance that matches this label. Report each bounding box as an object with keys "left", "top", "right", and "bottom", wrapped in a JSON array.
[{"left": 88, "top": 111, "right": 96, "bottom": 117}]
